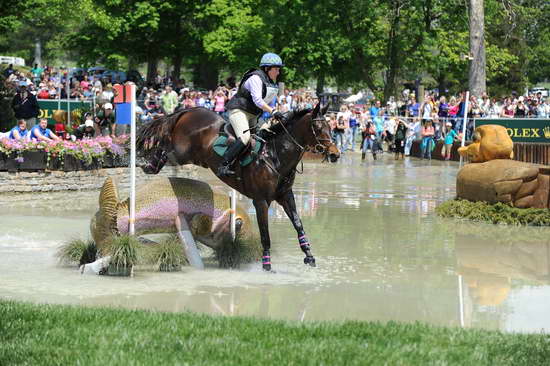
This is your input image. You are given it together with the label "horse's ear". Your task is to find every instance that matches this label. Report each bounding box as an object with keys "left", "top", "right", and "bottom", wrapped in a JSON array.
[
  {"left": 312, "top": 102, "right": 321, "bottom": 118},
  {"left": 321, "top": 102, "right": 330, "bottom": 116}
]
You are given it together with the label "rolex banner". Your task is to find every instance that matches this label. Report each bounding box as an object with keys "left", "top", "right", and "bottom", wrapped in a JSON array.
[
  {"left": 476, "top": 119, "right": 550, "bottom": 143},
  {"left": 37, "top": 99, "right": 93, "bottom": 126}
]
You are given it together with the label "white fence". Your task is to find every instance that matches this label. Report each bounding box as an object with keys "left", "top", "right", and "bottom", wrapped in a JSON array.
[{"left": 0, "top": 56, "right": 25, "bottom": 67}]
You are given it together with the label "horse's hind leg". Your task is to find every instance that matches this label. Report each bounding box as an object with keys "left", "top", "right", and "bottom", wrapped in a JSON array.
[
  {"left": 253, "top": 199, "right": 273, "bottom": 271},
  {"left": 276, "top": 190, "right": 316, "bottom": 267}
]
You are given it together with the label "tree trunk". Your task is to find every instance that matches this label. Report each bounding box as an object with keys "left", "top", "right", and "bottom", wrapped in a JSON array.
[
  {"left": 172, "top": 54, "right": 182, "bottom": 84},
  {"left": 146, "top": 56, "right": 158, "bottom": 86},
  {"left": 193, "top": 54, "right": 218, "bottom": 90},
  {"left": 34, "top": 38, "right": 42, "bottom": 67},
  {"left": 383, "top": 1, "right": 401, "bottom": 103},
  {"left": 316, "top": 72, "right": 325, "bottom": 96},
  {"left": 469, "top": 0, "right": 486, "bottom": 96}
]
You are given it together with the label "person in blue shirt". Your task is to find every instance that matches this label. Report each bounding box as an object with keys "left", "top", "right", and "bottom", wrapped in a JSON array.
[
  {"left": 9, "top": 120, "right": 30, "bottom": 140},
  {"left": 407, "top": 97, "right": 420, "bottom": 117},
  {"left": 369, "top": 100, "right": 381, "bottom": 121},
  {"left": 29, "top": 118, "right": 61, "bottom": 142},
  {"left": 442, "top": 122, "right": 459, "bottom": 160}
]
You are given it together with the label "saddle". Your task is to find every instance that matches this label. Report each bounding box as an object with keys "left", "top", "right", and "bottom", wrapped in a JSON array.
[{"left": 212, "top": 121, "right": 264, "bottom": 167}]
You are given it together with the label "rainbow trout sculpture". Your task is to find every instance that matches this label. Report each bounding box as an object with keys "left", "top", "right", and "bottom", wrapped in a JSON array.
[{"left": 83, "top": 177, "right": 261, "bottom": 273}]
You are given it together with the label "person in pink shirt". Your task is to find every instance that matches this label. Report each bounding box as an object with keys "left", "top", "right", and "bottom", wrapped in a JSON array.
[
  {"left": 214, "top": 89, "right": 227, "bottom": 115},
  {"left": 421, "top": 120, "right": 435, "bottom": 159}
]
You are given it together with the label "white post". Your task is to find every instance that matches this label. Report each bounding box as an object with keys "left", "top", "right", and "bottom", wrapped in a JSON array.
[
  {"left": 458, "top": 275, "right": 465, "bottom": 327},
  {"left": 459, "top": 91, "right": 470, "bottom": 167},
  {"left": 66, "top": 77, "right": 71, "bottom": 127},
  {"left": 230, "top": 189, "right": 237, "bottom": 241},
  {"left": 129, "top": 83, "right": 137, "bottom": 236}
]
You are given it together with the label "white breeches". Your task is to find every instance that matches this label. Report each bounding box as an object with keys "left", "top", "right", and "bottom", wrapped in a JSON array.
[{"left": 228, "top": 109, "right": 259, "bottom": 145}]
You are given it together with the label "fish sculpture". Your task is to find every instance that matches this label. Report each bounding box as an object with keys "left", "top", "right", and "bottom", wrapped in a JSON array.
[{"left": 89, "top": 177, "right": 261, "bottom": 268}]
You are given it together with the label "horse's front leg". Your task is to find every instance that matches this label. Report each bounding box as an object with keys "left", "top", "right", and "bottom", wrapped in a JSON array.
[
  {"left": 253, "top": 199, "right": 273, "bottom": 271},
  {"left": 276, "top": 190, "right": 316, "bottom": 267},
  {"left": 141, "top": 149, "right": 168, "bottom": 174}
]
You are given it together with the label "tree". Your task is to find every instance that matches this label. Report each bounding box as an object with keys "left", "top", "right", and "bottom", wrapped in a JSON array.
[{"left": 469, "top": 0, "right": 486, "bottom": 95}]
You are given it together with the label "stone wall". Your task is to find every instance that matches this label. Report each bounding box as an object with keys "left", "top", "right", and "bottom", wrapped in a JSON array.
[{"left": 0, "top": 164, "right": 199, "bottom": 193}]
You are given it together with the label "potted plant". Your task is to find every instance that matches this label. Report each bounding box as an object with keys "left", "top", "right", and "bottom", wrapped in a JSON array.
[
  {"left": 103, "top": 235, "right": 141, "bottom": 276},
  {"left": 145, "top": 235, "right": 188, "bottom": 272},
  {"left": 56, "top": 238, "right": 97, "bottom": 266}
]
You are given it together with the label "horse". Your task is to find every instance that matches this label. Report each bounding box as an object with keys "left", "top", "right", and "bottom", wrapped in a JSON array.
[{"left": 136, "top": 103, "right": 339, "bottom": 271}]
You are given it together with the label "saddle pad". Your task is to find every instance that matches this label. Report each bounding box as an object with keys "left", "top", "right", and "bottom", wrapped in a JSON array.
[{"left": 213, "top": 135, "right": 262, "bottom": 167}]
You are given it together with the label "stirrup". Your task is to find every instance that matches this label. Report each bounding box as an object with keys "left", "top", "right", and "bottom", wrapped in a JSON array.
[{"left": 217, "top": 164, "right": 235, "bottom": 177}]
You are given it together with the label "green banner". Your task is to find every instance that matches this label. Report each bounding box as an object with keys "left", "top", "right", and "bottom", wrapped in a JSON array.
[
  {"left": 476, "top": 118, "right": 550, "bottom": 143},
  {"left": 37, "top": 99, "right": 93, "bottom": 127}
]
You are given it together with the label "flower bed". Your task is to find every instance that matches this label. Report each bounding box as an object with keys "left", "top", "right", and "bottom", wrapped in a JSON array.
[{"left": 0, "top": 136, "right": 128, "bottom": 172}]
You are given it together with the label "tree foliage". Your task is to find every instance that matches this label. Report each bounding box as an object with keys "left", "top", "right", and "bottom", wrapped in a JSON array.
[{"left": 1, "top": 0, "right": 548, "bottom": 98}]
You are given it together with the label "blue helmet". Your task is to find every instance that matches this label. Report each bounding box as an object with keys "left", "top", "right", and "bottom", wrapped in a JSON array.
[{"left": 259, "top": 53, "right": 283, "bottom": 67}]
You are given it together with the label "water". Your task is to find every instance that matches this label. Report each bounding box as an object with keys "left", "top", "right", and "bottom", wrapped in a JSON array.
[{"left": 1, "top": 152, "right": 550, "bottom": 333}]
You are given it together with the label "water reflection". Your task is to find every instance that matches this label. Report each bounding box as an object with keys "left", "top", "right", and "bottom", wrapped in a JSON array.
[{"left": 453, "top": 223, "right": 550, "bottom": 332}]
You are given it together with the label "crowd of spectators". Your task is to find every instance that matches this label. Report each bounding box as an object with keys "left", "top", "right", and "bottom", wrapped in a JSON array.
[{"left": 3, "top": 63, "right": 549, "bottom": 162}]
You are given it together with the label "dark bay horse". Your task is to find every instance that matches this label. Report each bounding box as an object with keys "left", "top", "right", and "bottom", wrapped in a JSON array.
[{"left": 137, "top": 103, "right": 339, "bottom": 271}]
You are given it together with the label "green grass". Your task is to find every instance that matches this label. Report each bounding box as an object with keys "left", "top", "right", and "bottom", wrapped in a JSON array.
[
  {"left": 436, "top": 199, "right": 550, "bottom": 226},
  {"left": 1, "top": 301, "right": 549, "bottom": 365}
]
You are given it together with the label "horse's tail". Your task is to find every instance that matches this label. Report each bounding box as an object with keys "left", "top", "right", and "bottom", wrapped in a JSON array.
[{"left": 136, "top": 109, "right": 192, "bottom": 155}]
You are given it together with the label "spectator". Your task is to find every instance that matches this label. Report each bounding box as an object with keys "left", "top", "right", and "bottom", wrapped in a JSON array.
[
  {"left": 407, "top": 97, "right": 420, "bottom": 117},
  {"left": 213, "top": 89, "right": 227, "bottom": 116},
  {"left": 161, "top": 85, "right": 178, "bottom": 115},
  {"left": 334, "top": 116, "right": 347, "bottom": 152},
  {"left": 29, "top": 118, "right": 60, "bottom": 142},
  {"left": 394, "top": 119, "right": 407, "bottom": 160},
  {"left": 73, "top": 118, "right": 96, "bottom": 140},
  {"left": 95, "top": 103, "right": 115, "bottom": 136},
  {"left": 361, "top": 120, "right": 378, "bottom": 161},
  {"left": 515, "top": 96, "right": 527, "bottom": 118},
  {"left": 441, "top": 122, "right": 459, "bottom": 161},
  {"left": 8, "top": 120, "right": 30, "bottom": 140},
  {"left": 420, "top": 120, "right": 435, "bottom": 160},
  {"left": 31, "top": 63, "right": 43, "bottom": 84},
  {"left": 3, "top": 64, "right": 15, "bottom": 78},
  {"left": 369, "top": 100, "right": 381, "bottom": 120},
  {"left": 12, "top": 81, "right": 40, "bottom": 129}
]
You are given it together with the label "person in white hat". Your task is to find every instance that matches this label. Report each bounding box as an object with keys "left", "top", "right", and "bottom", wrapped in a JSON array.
[
  {"left": 95, "top": 102, "right": 115, "bottom": 136},
  {"left": 74, "top": 114, "right": 97, "bottom": 140}
]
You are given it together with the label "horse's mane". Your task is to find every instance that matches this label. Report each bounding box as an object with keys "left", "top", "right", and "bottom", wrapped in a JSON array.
[
  {"left": 269, "top": 108, "right": 312, "bottom": 135},
  {"left": 136, "top": 107, "right": 200, "bottom": 154}
]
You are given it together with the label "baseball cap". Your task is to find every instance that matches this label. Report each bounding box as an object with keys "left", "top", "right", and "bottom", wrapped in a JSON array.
[
  {"left": 103, "top": 103, "right": 113, "bottom": 110},
  {"left": 19, "top": 81, "right": 28, "bottom": 87},
  {"left": 85, "top": 120, "right": 94, "bottom": 128}
]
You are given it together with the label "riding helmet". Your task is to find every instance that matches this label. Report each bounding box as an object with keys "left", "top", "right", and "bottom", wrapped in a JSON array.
[{"left": 259, "top": 53, "right": 284, "bottom": 67}]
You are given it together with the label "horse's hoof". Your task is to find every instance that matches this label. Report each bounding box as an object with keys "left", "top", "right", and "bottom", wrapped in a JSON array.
[
  {"left": 304, "top": 256, "right": 316, "bottom": 267},
  {"left": 262, "top": 263, "right": 272, "bottom": 271}
]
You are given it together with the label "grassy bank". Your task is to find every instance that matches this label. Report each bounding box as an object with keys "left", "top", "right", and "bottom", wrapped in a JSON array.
[
  {"left": 1, "top": 301, "right": 549, "bottom": 365},
  {"left": 436, "top": 199, "right": 550, "bottom": 226}
]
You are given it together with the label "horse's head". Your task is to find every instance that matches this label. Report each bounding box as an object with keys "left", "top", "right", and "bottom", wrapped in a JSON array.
[{"left": 307, "top": 103, "right": 340, "bottom": 162}]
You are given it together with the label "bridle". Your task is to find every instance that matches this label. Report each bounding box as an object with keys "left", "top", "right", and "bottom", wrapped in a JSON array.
[{"left": 310, "top": 116, "right": 333, "bottom": 155}]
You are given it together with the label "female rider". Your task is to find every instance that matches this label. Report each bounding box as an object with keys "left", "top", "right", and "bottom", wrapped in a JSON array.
[{"left": 218, "top": 53, "right": 285, "bottom": 177}]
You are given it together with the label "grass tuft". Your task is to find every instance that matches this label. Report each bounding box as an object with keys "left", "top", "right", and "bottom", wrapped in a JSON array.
[
  {"left": 143, "top": 235, "right": 188, "bottom": 271},
  {"left": 214, "top": 232, "right": 262, "bottom": 268},
  {"left": 56, "top": 238, "right": 97, "bottom": 265},
  {"left": 102, "top": 234, "right": 141, "bottom": 270},
  {"left": 436, "top": 199, "right": 550, "bottom": 226}
]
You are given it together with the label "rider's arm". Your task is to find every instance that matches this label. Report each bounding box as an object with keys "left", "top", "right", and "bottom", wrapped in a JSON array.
[{"left": 244, "top": 75, "right": 274, "bottom": 114}]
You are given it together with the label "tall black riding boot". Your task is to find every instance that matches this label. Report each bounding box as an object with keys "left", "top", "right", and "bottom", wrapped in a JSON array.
[{"left": 217, "top": 139, "right": 246, "bottom": 177}]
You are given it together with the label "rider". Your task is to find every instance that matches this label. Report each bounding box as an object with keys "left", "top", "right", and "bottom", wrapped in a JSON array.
[{"left": 218, "top": 52, "right": 285, "bottom": 177}]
